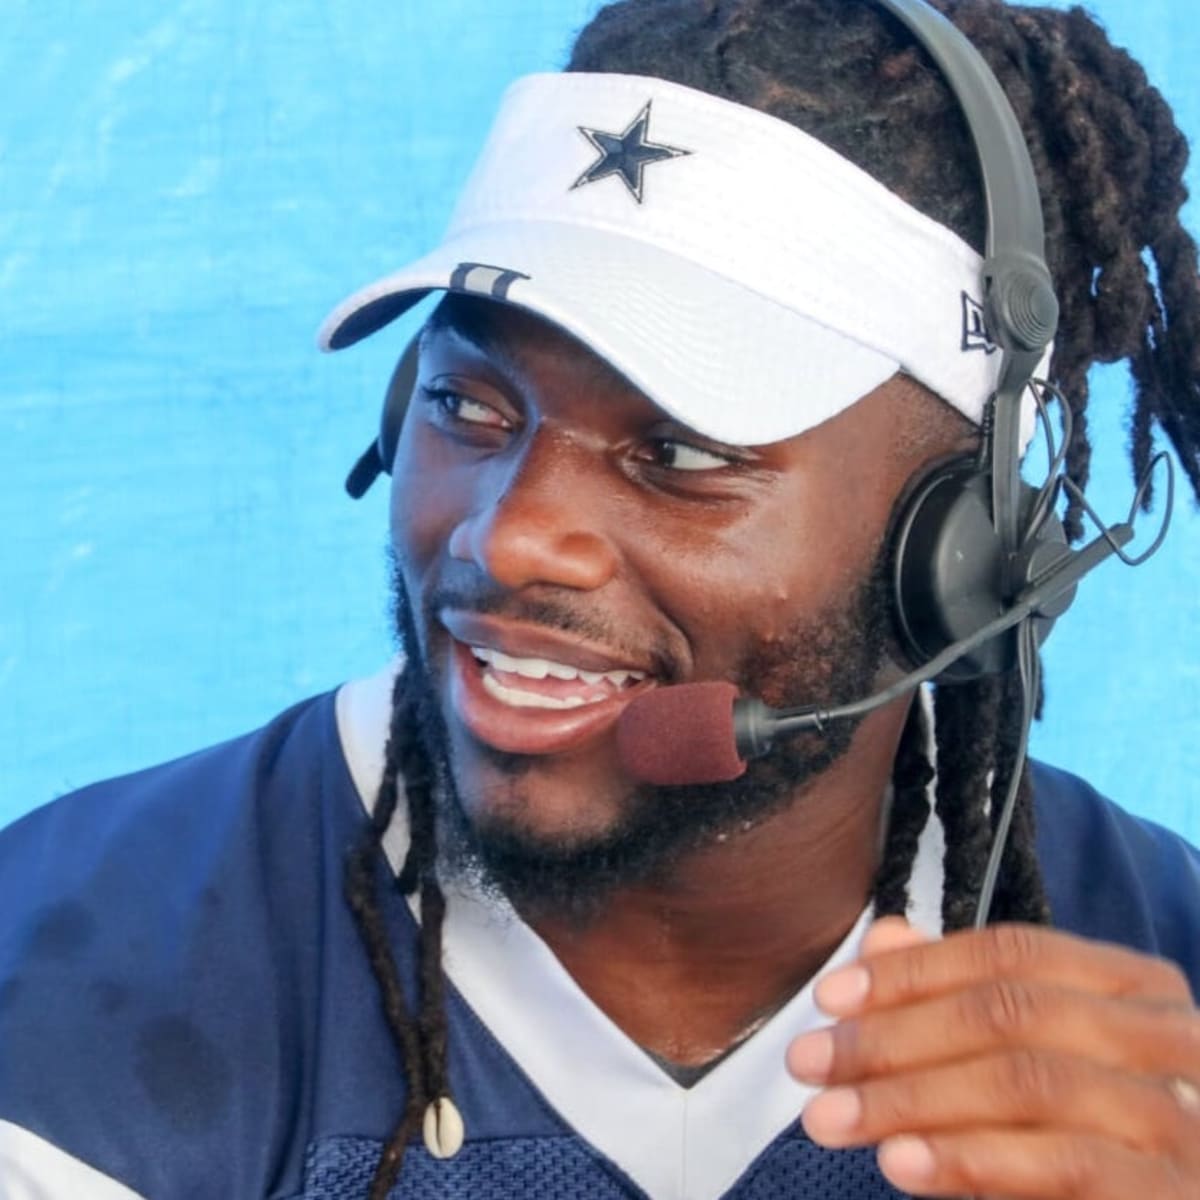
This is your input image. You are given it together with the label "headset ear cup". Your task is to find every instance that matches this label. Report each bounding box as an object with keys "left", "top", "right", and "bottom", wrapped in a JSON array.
[
  {"left": 888, "top": 451, "right": 1075, "bottom": 686},
  {"left": 378, "top": 336, "right": 422, "bottom": 476},
  {"left": 891, "top": 456, "right": 1036, "bottom": 682}
]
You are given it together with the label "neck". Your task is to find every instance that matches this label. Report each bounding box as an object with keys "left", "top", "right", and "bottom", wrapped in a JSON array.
[{"left": 523, "top": 697, "right": 912, "bottom": 1066}]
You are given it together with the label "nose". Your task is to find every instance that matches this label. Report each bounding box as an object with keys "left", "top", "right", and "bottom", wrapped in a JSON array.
[{"left": 447, "top": 431, "right": 619, "bottom": 592}]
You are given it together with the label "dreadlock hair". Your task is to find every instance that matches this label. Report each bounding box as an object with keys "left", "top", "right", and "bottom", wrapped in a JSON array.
[
  {"left": 344, "top": 0, "right": 1200, "bottom": 1190},
  {"left": 343, "top": 662, "right": 451, "bottom": 1199}
]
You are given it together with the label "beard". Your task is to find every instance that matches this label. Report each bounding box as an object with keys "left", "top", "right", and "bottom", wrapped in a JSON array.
[{"left": 389, "top": 550, "right": 892, "bottom": 924}]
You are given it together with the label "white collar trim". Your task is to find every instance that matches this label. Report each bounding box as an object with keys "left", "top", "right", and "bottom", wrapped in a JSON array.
[{"left": 334, "top": 668, "right": 944, "bottom": 1200}]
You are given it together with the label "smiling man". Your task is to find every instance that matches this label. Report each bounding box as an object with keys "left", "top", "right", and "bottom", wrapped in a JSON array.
[
  {"left": 3, "top": 2, "right": 1200, "bottom": 1199},
  {"left": 394, "top": 294, "right": 914, "bottom": 915}
]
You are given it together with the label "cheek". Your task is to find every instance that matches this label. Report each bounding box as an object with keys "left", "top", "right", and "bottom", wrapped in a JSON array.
[
  {"left": 388, "top": 426, "right": 461, "bottom": 567},
  {"left": 642, "top": 482, "right": 887, "bottom": 660},
  {"left": 622, "top": 509, "right": 808, "bottom": 668}
]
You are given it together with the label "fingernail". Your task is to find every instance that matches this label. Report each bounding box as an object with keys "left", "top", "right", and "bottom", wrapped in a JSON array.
[
  {"left": 1168, "top": 1076, "right": 1200, "bottom": 1114},
  {"left": 815, "top": 965, "right": 870, "bottom": 1014},
  {"left": 788, "top": 1029, "right": 834, "bottom": 1082},
  {"left": 802, "top": 1086, "right": 862, "bottom": 1143},
  {"left": 878, "top": 1135, "right": 937, "bottom": 1185}
]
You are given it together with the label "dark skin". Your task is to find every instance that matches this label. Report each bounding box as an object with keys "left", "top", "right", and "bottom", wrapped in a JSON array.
[
  {"left": 389, "top": 297, "right": 1200, "bottom": 1196},
  {"left": 531, "top": 722, "right": 904, "bottom": 1066},
  {"left": 390, "top": 296, "right": 967, "bottom": 1061}
]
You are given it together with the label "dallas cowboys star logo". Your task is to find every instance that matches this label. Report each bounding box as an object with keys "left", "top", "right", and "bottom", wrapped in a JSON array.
[{"left": 571, "top": 101, "right": 691, "bottom": 204}]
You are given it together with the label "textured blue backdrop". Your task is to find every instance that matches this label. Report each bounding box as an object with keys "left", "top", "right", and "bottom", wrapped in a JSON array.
[{"left": 2, "top": 1, "right": 1197, "bottom": 843}]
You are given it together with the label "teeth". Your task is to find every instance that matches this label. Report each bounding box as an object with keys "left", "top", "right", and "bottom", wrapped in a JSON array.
[
  {"left": 485, "top": 648, "right": 545, "bottom": 678},
  {"left": 481, "top": 674, "right": 594, "bottom": 710},
  {"left": 471, "top": 646, "right": 646, "bottom": 688}
]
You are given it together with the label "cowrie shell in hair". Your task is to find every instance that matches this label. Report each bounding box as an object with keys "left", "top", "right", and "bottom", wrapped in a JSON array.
[{"left": 423, "top": 1096, "right": 466, "bottom": 1159}]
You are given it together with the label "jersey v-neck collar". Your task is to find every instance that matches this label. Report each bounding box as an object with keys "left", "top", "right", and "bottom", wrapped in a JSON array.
[{"left": 334, "top": 665, "right": 944, "bottom": 1200}]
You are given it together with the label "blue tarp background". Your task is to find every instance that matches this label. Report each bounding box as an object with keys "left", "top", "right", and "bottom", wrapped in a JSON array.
[{"left": 2, "top": 1, "right": 1197, "bottom": 842}]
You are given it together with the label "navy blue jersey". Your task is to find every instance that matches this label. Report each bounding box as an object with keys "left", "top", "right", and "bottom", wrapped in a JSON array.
[{"left": 2, "top": 673, "right": 1198, "bottom": 1199}]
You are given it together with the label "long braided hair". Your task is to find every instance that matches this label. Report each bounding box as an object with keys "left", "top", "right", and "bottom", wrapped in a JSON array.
[{"left": 344, "top": 1, "right": 1200, "bottom": 1191}]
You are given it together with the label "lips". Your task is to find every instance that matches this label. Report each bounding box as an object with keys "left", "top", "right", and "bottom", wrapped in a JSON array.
[{"left": 439, "top": 609, "right": 655, "bottom": 757}]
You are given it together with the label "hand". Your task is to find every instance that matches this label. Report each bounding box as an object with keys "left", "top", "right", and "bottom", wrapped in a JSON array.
[{"left": 788, "top": 918, "right": 1200, "bottom": 1198}]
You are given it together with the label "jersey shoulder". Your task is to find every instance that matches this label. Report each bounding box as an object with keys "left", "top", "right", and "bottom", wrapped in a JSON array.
[
  {"left": 1032, "top": 759, "right": 1200, "bottom": 987},
  {"left": 0, "top": 691, "right": 361, "bottom": 1199},
  {"left": 2, "top": 687, "right": 350, "bottom": 858}
]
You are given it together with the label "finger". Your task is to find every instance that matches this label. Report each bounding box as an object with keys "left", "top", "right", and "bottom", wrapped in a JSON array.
[
  {"left": 800, "top": 1049, "right": 1196, "bottom": 1157},
  {"left": 876, "top": 1128, "right": 1196, "bottom": 1200},
  {"left": 789, "top": 979, "right": 1200, "bottom": 1087},
  {"left": 815, "top": 923, "right": 1194, "bottom": 1018},
  {"left": 860, "top": 916, "right": 931, "bottom": 958}
]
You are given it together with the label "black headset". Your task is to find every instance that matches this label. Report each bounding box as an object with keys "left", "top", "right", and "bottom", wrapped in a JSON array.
[
  {"left": 346, "top": 0, "right": 1069, "bottom": 685},
  {"left": 875, "top": 0, "right": 1065, "bottom": 682}
]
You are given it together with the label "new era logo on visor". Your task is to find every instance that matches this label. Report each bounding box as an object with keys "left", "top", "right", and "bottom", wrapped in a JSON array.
[
  {"left": 961, "top": 292, "right": 999, "bottom": 354},
  {"left": 449, "top": 262, "right": 533, "bottom": 300}
]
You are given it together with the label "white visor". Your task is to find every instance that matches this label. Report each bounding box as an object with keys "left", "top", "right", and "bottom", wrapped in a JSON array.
[{"left": 319, "top": 72, "right": 1045, "bottom": 445}]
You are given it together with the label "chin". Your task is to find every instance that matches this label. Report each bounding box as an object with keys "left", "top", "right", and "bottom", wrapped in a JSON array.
[
  {"left": 437, "top": 725, "right": 843, "bottom": 924},
  {"left": 445, "top": 726, "right": 641, "bottom": 849}
]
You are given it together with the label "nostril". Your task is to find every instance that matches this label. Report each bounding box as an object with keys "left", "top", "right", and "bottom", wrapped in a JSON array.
[{"left": 448, "top": 508, "right": 618, "bottom": 592}]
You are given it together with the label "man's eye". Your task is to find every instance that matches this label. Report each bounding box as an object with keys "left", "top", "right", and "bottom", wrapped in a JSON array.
[
  {"left": 421, "top": 387, "right": 509, "bottom": 429},
  {"left": 647, "top": 439, "right": 734, "bottom": 472}
]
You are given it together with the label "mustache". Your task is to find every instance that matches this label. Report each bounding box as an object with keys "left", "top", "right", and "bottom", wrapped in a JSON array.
[{"left": 417, "top": 575, "right": 681, "bottom": 683}]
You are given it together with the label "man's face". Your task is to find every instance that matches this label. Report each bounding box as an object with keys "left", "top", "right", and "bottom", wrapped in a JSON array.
[{"left": 389, "top": 296, "right": 962, "bottom": 909}]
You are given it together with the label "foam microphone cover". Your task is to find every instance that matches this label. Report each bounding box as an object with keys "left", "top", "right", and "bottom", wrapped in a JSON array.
[{"left": 616, "top": 681, "right": 747, "bottom": 786}]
